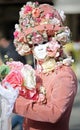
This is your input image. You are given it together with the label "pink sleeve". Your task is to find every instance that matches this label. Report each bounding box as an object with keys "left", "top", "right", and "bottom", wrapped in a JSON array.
[{"left": 14, "top": 69, "right": 77, "bottom": 123}]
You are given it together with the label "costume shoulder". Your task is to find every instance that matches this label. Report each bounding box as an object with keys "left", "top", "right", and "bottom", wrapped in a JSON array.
[
  {"left": 53, "top": 65, "right": 77, "bottom": 93},
  {"left": 54, "top": 65, "right": 77, "bottom": 81}
]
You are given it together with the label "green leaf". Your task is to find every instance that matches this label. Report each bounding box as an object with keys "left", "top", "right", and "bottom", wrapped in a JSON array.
[{"left": 0, "top": 64, "right": 10, "bottom": 77}]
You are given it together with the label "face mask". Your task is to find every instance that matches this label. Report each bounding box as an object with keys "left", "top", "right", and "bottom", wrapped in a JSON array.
[{"left": 33, "top": 44, "right": 48, "bottom": 60}]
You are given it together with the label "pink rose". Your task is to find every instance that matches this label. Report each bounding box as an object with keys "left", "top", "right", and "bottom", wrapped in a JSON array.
[
  {"left": 18, "top": 32, "right": 25, "bottom": 42},
  {"left": 35, "top": 18, "right": 41, "bottom": 23},
  {"left": 35, "top": 1, "right": 39, "bottom": 6},
  {"left": 32, "top": 8, "right": 40, "bottom": 18},
  {"left": 45, "top": 13, "right": 54, "bottom": 19},
  {"left": 47, "top": 40, "right": 60, "bottom": 57},
  {"left": 2, "top": 70, "right": 23, "bottom": 89},
  {"left": 32, "top": 34, "right": 43, "bottom": 44},
  {"left": 47, "top": 41, "right": 60, "bottom": 51},
  {"left": 23, "top": 18, "right": 29, "bottom": 26},
  {"left": 7, "top": 61, "right": 24, "bottom": 71},
  {"left": 47, "top": 51, "right": 60, "bottom": 58},
  {"left": 14, "top": 31, "right": 19, "bottom": 38},
  {"left": 20, "top": 87, "right": 38, "bottom": 100},
  {"left": 24, "top": 5, "right": 32, "bottom": 14}
]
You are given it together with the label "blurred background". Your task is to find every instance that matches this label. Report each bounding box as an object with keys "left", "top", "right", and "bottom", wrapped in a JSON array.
[{"left": 0, "top": 0, "right": 80, "bottom": 130}]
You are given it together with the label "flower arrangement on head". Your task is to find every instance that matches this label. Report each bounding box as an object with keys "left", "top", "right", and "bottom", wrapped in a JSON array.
[{"left": 14, "top": 1, "right": 73, "bottom": 68}]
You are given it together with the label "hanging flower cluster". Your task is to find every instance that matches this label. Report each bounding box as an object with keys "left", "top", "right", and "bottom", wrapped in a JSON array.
[
  {"left": 14, "top": 2, "right": 70, "bottom": 56},
  {"left": 0, "top": 61, "right": 46, "bottom": 102}
]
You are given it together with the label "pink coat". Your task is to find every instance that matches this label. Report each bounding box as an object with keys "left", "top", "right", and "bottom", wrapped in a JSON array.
[{"left": 14, "top": 65, "right": 77, "bottom": 130}]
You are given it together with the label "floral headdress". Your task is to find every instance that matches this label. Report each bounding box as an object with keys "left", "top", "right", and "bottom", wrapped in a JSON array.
[{"left": 14, "top": 1, "right": 70, "bottom": 57}]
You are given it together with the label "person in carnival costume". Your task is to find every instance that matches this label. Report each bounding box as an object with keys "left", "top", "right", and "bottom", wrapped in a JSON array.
[{"left": 0, "top": 1, "right": 77, "bottom": 130}]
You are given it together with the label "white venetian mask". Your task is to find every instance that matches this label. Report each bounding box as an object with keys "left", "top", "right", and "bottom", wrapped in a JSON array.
[{"left": 33, "top": 43, "right": 48, "bottom": 60}]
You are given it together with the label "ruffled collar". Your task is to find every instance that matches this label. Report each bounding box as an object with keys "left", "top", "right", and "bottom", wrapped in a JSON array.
[{"left": 36, "top": 57, "right": 74, "bottom": 74}]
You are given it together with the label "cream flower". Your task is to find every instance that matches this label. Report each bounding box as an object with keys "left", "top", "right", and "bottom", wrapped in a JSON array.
[
  {"left": 42, "top": 58, "right": 56, "bottom": 73},
  {"left": 21, "top": 65, "right": 36, "bottom": 90},
  {"left": 16, "top": 44, "right": 31, "bottom": 56}
]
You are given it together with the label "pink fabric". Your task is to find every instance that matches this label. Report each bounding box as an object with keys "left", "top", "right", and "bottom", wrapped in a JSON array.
[
  {"left": 39, "top": 4, "right": 62, "bottom": 21},
  {"left": 14, "top": 65, "right": 77, "bottom": 130},
  {"left": 24, "top": 25, "right": 62, "bottom": 36}
]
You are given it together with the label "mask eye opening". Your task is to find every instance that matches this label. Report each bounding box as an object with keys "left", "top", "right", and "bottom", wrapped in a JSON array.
[
  {"left": 42, "top": 42, "right": 46, "bottom": 45},
  {"left": 34, "top": 44, "right": 38, "bottom": 47}
]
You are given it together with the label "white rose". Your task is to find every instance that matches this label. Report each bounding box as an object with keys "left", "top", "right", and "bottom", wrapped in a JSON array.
[
  {"left": 19, "top": 7, "right": 25, "bottom": 18},
  {"left": 65, "top": 27, "right": 70, "bottom": 36},
  {"left": 15, "top": 24, "right": 20, "bottom": 32},
  {"left": 51, "top": 17, "right": 60, "bottom": 25},
  {"left": 27, "top": 2, "right": 33, "bottom": 6},
  {"left": 57, "top": 32, "right": 68, "bottom": 43},
  {"left": 63, "top": 57, "right": 74, "bottom": 66},
  {"left": 56, "top": 27, "right": 70, "bottom": 44},
  {"left": 58, "top": 10, "right": 66, "bottom": 22}
]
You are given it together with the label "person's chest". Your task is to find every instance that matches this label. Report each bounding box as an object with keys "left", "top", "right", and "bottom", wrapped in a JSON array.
[{"left": 36, "top": 71, "right": 56, "bottom": 100}]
